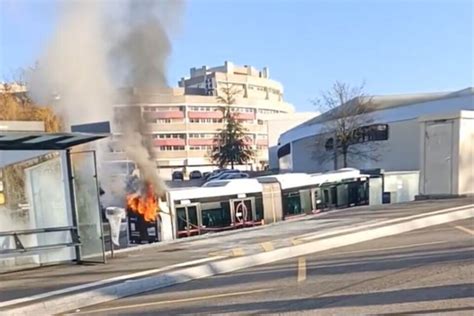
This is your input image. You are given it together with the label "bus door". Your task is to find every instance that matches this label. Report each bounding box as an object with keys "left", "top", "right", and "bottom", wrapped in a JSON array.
[
  {"left": 230, "top": 198, "right": 256, "bottom": 227},
  {"left": 175, "top": 204, "right": 201, "bottom": 238}
]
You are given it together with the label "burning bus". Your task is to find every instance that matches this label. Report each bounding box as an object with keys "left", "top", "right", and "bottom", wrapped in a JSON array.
[
  {"left": 111, "top": 167, "right": 415, "bottom": 243},
  {"left": 124, "top": 170, "right": 163, "bottom": 244}
]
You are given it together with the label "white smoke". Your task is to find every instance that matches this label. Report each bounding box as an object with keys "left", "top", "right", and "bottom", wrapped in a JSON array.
[
  {"left": 27, "top": 0, "right": 185, "bottom": 197},
  {"left": 27, "top": 1, "right": 114, "bottom": 126}
]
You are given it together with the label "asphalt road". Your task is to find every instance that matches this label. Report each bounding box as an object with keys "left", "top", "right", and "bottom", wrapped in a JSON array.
[{"left": 69, "top": 218, "right": 474, "bottom": 315}]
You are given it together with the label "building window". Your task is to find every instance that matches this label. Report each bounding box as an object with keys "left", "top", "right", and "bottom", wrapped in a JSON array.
[
  {"left": 277, "top": 143, "right": 291, "bottom": 158},
  {"left": 143, "top": 106, "right": 180, "bottom": 112},
  {"left": 189, "top": 145, "right": 213, "bottom": 150},
  {"left": 231, "top": 107, "right": 254, "bottom": 113},
  {"left": 257, "top": 145, "right": 268, "bottom": 150},
  {"left": 189, "top": 133, "right": 217, "bottom": 139},
  {"left": 258, "top": 109, "right": 279, "bottom": 114},
  {"left": 157, "top": 119, "right": 172, "bottom": 123},
  {"left": 154, "top": 119, "right": 183, "bottom": 123},
  {"left": 324, "top": 124, "right": 389, "bottom": 151},
  {"left": 257, "top": 119, "right": 264, "bottom": 125},
  {"left": 154, "top": 134, "right": 185, "bottom": 139},
  {"left": 159, "top": 146, "right": 185, "bottom": 151},
  {"left": 325, "top": 138, "right": 334, "bottom": 151},
  {"left": 189, "top": 118, "right": 223, "bottom": 123},
  {"left": 188, "top": 106, "right": 217, "bottom": 112}
]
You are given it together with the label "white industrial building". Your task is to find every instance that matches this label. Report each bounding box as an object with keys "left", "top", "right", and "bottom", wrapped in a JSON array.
[{"left": 277, "top": 87, "right": 474, "bottom": 196}]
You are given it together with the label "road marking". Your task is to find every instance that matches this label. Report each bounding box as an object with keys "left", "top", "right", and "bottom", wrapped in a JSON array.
[
  {"left": 68, "top": 288, "right": 273, "bottom": 315},
  {"left": 325, "top": 240, "right": 447, "bottom": 256},
  {"left": 261, "top": 242, "right": 274, "bottom": 252},
  {"left": 208, "top": 251, "right": 226, "bottom": 257},
  {"left": 232, "top": 248, "right": 245, "bottom": 256},
  {"left": 454, "top": 225, "right": 474, "bottom": 235},
  {"left": 292, "top": 239, "right": 303, "bottom": 245},
  {"left": 0, "top": 256, "right": 227, "bottom": 309},
  {"left": 297, "top": 257, "right": 306, "bottom": 282}
]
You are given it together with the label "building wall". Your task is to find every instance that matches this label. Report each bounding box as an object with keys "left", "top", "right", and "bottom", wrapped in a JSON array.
[
  {"left": 112, "top": 63, "right": 296, "bottom": 179},
  {"left": 458, "top": 114, "right": 474, "bottom": 194},
  {"left": 280, "top": 91, "right": 474, "bottom": 148},
  {"left": 419, "top": 111, "right": 474, "bottom": 195},
  {"left": 289, "top": 119, "right": 421, "bottom": 173},
  {"left": 280, "top": 90, "right": 474, "bottom": 174},
  {"left": 265, "top": 112, "right": 319, "bottom": 170}
]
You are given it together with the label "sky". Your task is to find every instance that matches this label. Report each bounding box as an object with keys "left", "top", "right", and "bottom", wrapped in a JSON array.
[{"left": 0, "top": 0, "right": 472, "bottom": 112}]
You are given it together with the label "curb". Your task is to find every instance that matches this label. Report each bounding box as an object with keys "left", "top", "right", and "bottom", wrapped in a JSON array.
[{"left": 3, "top": 204, "right": 472, "bottom": 315}]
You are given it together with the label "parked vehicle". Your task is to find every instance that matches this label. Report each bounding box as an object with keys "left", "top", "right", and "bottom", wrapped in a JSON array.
[
  {"left": 220, "top": 173, "right": 249, "bottom": 180},
  {"left": 172, "top": 171, "right": 184, "bottom": 181},
  {"left": 189, "top": 170, "right": 203, "bottom": 179},
  {"left": 203, "top": 172, "right": 211, "bottom": 179},
  {"left": 206, "top": 168, "right": 227, "bottom": 179},
  {"left": 206, "top": 169, "right": 240, "bottom": 182}
]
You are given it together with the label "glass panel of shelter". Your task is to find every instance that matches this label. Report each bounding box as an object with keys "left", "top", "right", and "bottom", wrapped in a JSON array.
[{"left": 70, "top": 151, "right": 105, "bottom": 263}]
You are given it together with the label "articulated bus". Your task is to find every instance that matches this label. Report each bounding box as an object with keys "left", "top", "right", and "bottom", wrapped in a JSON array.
[{"left": 162, "top": 168, "right": 379, "bottom": 240}]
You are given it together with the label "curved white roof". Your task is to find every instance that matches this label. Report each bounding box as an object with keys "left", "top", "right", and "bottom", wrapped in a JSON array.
[
  {"left": 258, "top": 168, "right": 364, "bottom": 189},
  {"left": 279, "top": 87, "right": 474, "bottom": 145},
  {"left": 168, "top": 178, "right": 262, "bottom": 201},
  {"left": 257, "top": 173, "right": 313, "bottom": 190}
]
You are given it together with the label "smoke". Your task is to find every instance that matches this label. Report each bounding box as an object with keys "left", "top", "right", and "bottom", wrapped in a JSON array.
[
  {"left": 27, "top": 1, "right": 114, "bottom": 126},
  {"left": 27, "top": 0, "right": 184, "bottom": 198}
]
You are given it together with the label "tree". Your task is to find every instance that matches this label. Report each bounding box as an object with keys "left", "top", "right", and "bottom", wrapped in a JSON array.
[
  {"left": 211, "top": 83, "right": 255, "bottom": 169},
  {"left": 313, "top": 81, "right": 381, "bottom": 169},
  {"left": 0, "top": 83, "right": 63, "bottom": 209},
  {"left": 0, "top": 83, "right": 62, "bottom": 132}
]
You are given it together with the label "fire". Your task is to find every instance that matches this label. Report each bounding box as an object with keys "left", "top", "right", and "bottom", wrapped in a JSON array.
[{"left": 126, "top": 182, "right": 159, "bottom": 222}]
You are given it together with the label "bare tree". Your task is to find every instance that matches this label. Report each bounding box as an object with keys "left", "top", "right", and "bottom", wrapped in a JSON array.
[{"left": 313, "top": 81, "right": 382, "bottom": 169}]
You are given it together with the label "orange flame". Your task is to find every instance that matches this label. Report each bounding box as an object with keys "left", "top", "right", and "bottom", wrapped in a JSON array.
[{"left": 126, "top": 182, "right": 158, "bottom": 222}]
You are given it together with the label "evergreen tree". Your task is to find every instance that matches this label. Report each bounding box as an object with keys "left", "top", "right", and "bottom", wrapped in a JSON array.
[{"left": 211, "top": 83, "right": 254, "bottom": 169}]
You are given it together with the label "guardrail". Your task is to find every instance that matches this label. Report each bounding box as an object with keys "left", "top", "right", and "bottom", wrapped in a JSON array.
[{"left": 0, "top": 226, "right": 80, "bottom": 255}]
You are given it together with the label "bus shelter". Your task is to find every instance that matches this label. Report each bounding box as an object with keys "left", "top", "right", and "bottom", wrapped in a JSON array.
[{"left": 0, "top": 132, "right": 108, "bottom": 273}]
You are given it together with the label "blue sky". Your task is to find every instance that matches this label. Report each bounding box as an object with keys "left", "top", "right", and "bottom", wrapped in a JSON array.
[{"left": 1, "top": 0, "right": 472, "bottom": 111}]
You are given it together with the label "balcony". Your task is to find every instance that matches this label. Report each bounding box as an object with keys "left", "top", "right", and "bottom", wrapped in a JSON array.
[
  {"left": 187, "top": 123, "right": 223, "bottom": 132},
  {"left": 188, "top": 111, "right": 223, "bottom": 119},
  {"left": 188, "top": 139, "right": 214, "bottom": 146},
  {"left": 145, "top": 111, "right": 184, "bottom": 119},
  {"left": 153, "top": 139, "right": 186, "bottom": 146},
  {"left": 233, "top": 112, "right": 256, "bottom": 120},
  {"left": 146, "top": 123, "right": 187, "bottom": 132},
  {"left": 155, "top": 151, "right": 188, "bottom": 159}
]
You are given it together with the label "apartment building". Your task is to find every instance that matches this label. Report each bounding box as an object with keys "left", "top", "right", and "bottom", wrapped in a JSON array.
[{"left": 109, "top": 62, "right": 295, "bottom": 179}]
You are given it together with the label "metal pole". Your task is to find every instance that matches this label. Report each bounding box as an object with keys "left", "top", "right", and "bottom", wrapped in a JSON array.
[
  {"left": 65, "top": 149, "right": 81, "bottom": 263},
  {"left": 109, "top": 221, "right": 114, "bottom": 258}
]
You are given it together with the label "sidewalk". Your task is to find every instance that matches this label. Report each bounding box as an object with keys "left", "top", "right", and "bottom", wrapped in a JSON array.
[{"left": 0, "top": 198, "right": 472, "bottom": 313}]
